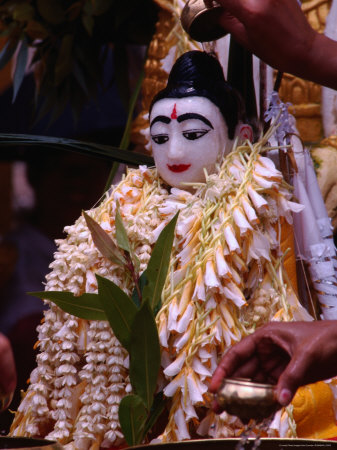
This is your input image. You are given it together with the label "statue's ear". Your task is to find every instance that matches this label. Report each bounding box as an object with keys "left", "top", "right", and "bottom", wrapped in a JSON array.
[{"left": 237, "top": 124, "right": 253, "bottom": 143}]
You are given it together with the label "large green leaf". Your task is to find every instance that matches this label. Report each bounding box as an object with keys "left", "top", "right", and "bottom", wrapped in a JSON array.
[
  {"left": 29, "top": 291, "right": 106, "bottom": 320},
  {"left": 129, "top": 301, "right": 160, "bottom": 410},
  {"left": 0, "top": 133, "right": 154, "bottom": 166},
  {"left": 142, "top": 212, "right": 178, "bottom": 312},
  {"left": 141, "top": 391, "right": 166, "bottom": 441},
  {"left": 118, "top": 395, "right": 147, "bottom": 446},
  {"left": 115, "top": 207, "right": 131, "bottom": 254},
  {"left": 83, "top": 210, "right": 126, "bottom": 266},
  {"left": 96, "top": 274, "right": 137, "bottom": 351}
]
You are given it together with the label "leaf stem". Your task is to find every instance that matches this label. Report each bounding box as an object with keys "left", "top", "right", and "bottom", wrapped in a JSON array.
[{"left": 126, "top": 254, "right": 142, "bottom": 304}]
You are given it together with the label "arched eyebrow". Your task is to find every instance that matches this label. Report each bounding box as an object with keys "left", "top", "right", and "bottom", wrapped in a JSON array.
[
  {"left": 177, "top": 113, "right": 214, "bottom": 129},
  {"left": 150, "top": 115, "right": 171, "bottom": 129}
]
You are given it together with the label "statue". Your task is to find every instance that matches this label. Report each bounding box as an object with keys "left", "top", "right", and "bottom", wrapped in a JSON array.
[
  {"left": 10, "top": 51, "right": 337, "bottom": 449},
  {"left": 149, "top": 50, "right": 253, "bottom": 188}
]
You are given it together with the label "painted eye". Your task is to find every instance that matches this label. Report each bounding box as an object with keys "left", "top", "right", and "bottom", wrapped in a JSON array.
[
  {"left": 151, "top": 134, "right": 169, "bottom": 144},
  {"left": 183, "top": 129, "right": 209, "bottom": 140}
]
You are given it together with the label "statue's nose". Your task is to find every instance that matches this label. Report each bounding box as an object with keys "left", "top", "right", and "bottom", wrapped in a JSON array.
[{"left": 167, "top": 135, "right": 184, "bottom": 159}]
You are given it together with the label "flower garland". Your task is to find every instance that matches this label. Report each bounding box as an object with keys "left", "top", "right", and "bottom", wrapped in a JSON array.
[{"left": 11, "top": 136, "right": 314, "bottom": 448}]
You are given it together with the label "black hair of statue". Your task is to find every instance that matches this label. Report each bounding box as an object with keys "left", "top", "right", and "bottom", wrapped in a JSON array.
[{"left": 150, "top": 51, "right": 246, "bottom": 140}]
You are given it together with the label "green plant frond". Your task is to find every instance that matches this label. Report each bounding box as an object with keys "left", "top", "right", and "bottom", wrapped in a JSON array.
[{"left": 0, "top": 133, "right": 154, "bottom": 166}]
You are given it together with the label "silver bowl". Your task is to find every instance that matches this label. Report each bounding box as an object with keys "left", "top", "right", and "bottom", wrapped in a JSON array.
[{"left": 216, "top": 378, "right": 281, "bottom": 423}]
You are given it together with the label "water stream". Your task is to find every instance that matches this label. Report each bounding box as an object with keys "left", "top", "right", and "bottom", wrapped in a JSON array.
[
  {"left": 202, "top": 41, "right": 216, "bottom": 56},
  {"left": 235, "top": 416, "right": 274, "bottom": 450}
]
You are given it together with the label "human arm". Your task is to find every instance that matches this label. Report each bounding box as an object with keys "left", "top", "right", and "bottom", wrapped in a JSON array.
[
  {"left": 0, "top": 333, "right": 16, "bottom": 408},
  {"left": 209, "top": 320, "right": 337, "bottom": 411},
  {"left": 216, "top": 0, "right": 337, "bottom": 90}
]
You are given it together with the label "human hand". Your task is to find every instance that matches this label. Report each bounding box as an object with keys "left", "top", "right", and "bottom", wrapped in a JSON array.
[
  {"left": 216, "top": 0, "right": 320, "bottom": 81},
  {"left": 0, "top": 333, "right": 16, "bottom": 411},
  {"left": 209, "top": 320, "right": 337, "bottom": 411}
]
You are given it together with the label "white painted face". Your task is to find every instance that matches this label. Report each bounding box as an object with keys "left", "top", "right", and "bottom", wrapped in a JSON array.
[{"left": 150, "top": 96, "right": 231, "bottom": 188}]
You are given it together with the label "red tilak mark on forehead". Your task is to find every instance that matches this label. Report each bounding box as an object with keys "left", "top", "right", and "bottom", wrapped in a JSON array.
[{"left": 171, "top": 103, "right": 177, "bottom": 119}]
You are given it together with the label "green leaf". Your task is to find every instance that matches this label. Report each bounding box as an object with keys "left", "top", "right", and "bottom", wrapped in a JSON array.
[
  {"left": 12, "top": 36, "right": 28, "bottom": 102},
  {"left": 29, "top": 291, "right": 106, "bottom": 320},
  {"left": 118, "top": 395, "right": 147, "bottom": 446},
  {"left": 141, "top": 391, "right": 166, "bottom": 441},
  {"left": 142, "top": 212, "right": 179, "bottom": 312},
  {"left": 0, "top": 133, "right": 154, "bottom": 166},
  {"left": 129, "top": 301, "right": 160, "bottom": 409},
  {"left": 83, "top": 210, "right": 126, "bottom": 266},
  {"left": 96, "top": 274, "right": 137, "bottom": 351},
  {"left": 115, "top": 207, "right": 131, "bottom": 253}
]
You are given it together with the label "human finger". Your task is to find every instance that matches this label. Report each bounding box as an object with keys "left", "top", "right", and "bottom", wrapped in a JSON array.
[
  {"left": 217, "top": 11, "right": 250, "bottom": 49},
  {"left": 275, "top": 349, "right": 312, "bottom": 406},
  {"left": 216, "top": 0, "right": 253, "bottom": 19},
  {"left": 209, "top": 337, "right": 257, "bottom": 392},
  {"left": 230, "top": 355, "right": 259, "bottom": 379}
]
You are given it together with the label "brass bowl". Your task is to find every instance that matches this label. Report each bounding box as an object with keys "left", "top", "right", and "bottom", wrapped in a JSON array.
[
  {"left": 0, "top": 438, "right": 62, "bottom": 450},
  {"left": 216, "top": 378, "right": 281, "bottom": 423},
  {"left": 180, "top": 0, "right": 227, "bottom": 42}
]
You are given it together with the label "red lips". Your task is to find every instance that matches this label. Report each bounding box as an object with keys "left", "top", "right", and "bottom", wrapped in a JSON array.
[{"left": 167, "top": 164, "right": 191, "bottom": 173}]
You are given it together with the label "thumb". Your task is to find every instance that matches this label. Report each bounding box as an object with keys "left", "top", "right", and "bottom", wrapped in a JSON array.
[{"left": 276, "top": 351, "right": 309, "bottom": 406}]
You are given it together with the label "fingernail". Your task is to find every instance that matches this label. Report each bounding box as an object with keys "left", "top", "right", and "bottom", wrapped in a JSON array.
[{"left": 279, "top": 388, "right": 292, "bottom": 406}]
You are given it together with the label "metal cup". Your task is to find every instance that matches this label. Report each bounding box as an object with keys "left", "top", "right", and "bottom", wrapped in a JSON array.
[
  {"left": 180, "top": 0, "right": 227, "bottom": 42},
  {"left": 216, "top": 378, "right": 281, "bottom": 423}
]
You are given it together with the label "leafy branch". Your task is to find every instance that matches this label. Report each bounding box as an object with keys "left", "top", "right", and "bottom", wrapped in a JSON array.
[{"left": 30, "top": 209, "right": 178, "bottom": 445}]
